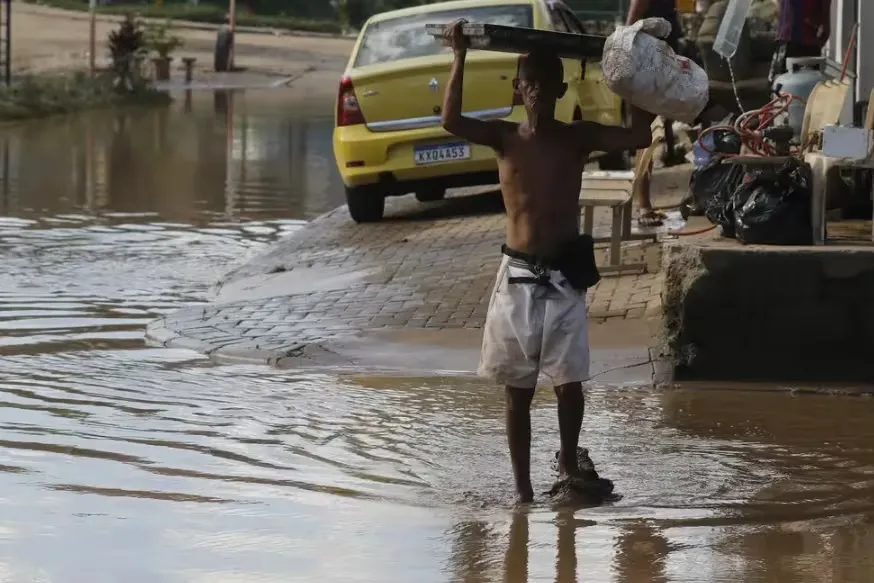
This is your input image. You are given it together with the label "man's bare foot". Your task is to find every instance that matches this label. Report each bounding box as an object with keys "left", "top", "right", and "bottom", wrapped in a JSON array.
[
  {"left": 638, "top": 209, "right": 664, "bottom": 227},
  {"left": 517, "top": 483, "right": 534, "bottom": 504}
]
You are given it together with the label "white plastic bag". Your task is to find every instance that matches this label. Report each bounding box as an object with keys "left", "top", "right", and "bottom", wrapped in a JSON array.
[{"left": 601, "top": 18, "right": 709, "bottom": 124}]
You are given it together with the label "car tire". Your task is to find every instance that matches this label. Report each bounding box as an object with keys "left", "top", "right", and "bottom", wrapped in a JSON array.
[
  {"left": 214, "top": 28, "right": 234, "bottom": 72},
  {"left": 414, "top": 187, "right": 445, "bottom": 203},
  {"left": 345, "top": 185, "right": 385, "bottom": 223}
]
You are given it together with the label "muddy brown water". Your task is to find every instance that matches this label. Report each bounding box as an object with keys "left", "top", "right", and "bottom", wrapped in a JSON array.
[{"left": 1, "top": 90, "right": 874, "bottom": 582}]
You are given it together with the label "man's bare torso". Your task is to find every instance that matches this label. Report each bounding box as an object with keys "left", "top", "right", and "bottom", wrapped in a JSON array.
[{"left": 496, "top": 120, "right": 588, "bottom": 259}]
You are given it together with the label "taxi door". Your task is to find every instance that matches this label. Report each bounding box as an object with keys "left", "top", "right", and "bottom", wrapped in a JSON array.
[{"left": 548, "top": 2, "right": 622, "bottom": 127}]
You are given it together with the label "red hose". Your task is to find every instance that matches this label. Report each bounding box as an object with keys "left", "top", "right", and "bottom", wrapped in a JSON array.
[
  {"left": 671, "top": 93, "right": 809, "bottom": 237},
  {"left": 695, "top": 92, "right": 806, "bottom": 158},
  {"left": 840, "top": 23, "right": 859, "bottom": 82},
  {"left": 669, "top": 224, "right": 718, "bottom": 237}
]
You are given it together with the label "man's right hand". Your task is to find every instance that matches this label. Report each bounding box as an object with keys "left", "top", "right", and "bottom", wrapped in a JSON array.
[{"left": 444, "top": 19, "right": 469, "bottom": 55}]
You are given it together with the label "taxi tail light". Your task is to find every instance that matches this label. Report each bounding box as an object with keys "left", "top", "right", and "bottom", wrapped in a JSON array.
[{"left": 337, "top": 76, "right": 366, "bottom": 127}]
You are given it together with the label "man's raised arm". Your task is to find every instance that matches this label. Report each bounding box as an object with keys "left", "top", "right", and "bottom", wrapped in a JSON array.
[
  {"left": 573, "top": 105, "right": 656, "bottom": 155},
  {"left": 440, "top": 20, "right": 506, "bottom": 151}
]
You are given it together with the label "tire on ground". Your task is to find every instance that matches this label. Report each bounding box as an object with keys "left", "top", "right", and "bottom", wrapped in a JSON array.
[
  {"left": 215, "top": 28, "right": 234, "bottom": 73},
  {"left": 345, "top": 185, "right": 385, "bottom": 223}
]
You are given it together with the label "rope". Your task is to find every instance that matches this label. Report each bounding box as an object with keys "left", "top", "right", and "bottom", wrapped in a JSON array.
[{"left": 726, "top": 57, "right": 745, "bottom": 115}]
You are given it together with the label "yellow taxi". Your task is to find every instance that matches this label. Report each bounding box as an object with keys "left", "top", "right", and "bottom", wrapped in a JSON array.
[{"left": 333, "top": 0, "right": 625, "bottom": 222}]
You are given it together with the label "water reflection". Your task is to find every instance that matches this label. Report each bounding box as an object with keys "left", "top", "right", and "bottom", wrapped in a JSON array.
[
  {"left": 446, "top": 508, "right": 670, "bottom": 583},
  {"left": 506, "top": 512, "right": 530, "bottom": 583},
  {"left": 0, "top": 89, "right": 345, "bottom": 222},
  {"left": 613, "top": 522, "right": 669, "bottom": 583}
]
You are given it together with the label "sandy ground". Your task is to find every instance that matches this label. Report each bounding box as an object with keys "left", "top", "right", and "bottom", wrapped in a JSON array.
[{"left": 11, "top": 2, "right": 355, "bottom": 93}]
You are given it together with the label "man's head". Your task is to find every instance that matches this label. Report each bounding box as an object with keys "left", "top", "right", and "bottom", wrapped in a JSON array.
[{"left": 514, "top": 51, "right": 567, "bottom": 113}]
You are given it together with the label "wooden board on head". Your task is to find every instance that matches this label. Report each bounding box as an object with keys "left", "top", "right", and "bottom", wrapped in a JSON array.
[{"left": 425, "top": 23, "right": 606, "bottom": 61}]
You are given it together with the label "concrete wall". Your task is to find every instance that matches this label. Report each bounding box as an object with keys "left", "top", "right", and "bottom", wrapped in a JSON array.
[
  {"left": 855, "top": 0, "right": 874, "bottom": 110},
  {"left": 660, "top": 241, "right": 874, "bottom": 382}
]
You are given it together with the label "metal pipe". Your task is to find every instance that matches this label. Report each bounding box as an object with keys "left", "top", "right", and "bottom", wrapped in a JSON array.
[
  {"left": 228, "top": 0, "right": 236, "bottom": 70},
  {"left": 4, "top": 0, "right": 10, "bottom": 86},
  {"left": 88, "top": 0, "right": 97, "bottom": 76}
]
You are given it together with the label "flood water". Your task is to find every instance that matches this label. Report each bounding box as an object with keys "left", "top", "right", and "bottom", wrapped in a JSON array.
[{"left": 2, "top": 90, "right": 874, "bottom": 582}]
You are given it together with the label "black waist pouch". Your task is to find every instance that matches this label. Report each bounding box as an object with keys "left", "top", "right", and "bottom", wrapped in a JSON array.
[{"left": 555, "top": 234, "right": 601, "bottom": 291}]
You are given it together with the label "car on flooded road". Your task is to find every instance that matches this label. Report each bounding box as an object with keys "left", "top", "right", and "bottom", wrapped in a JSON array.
[{"left": 332, "top": 0, "right": 626, "bottom": 223}]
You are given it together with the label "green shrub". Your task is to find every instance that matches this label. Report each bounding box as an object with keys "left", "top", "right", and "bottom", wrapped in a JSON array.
[{"left": 108, "top": 13, "right": 151, "bottom": 92}]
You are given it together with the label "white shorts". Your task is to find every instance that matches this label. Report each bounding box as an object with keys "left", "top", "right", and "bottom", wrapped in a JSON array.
[{"left": 478, "top": 255, "right": 590, "bottom": 388}]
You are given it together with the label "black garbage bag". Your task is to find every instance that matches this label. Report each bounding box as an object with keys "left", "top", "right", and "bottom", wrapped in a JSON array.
[
  {"left": 688, "top": 157, "right": 745, "bottom": 219},
  {"left": 703, "top": 162, "right": 747, "bottom": 238},
  {"left": 733, "top": 159, "right": 813, "bottom": 246}
]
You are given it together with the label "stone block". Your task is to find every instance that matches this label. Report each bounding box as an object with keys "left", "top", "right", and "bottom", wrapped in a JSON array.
[{"left": 660, "top": 239, "right": 874, "bottom": 382}]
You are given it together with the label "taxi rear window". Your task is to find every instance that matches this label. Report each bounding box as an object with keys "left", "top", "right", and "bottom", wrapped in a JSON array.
[{"left": 353, "top": 5, "right": 534, "bottom": 67}]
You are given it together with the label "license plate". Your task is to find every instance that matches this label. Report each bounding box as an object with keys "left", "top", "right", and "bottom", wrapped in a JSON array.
[{"left": 414, "top": 142, "right": 471, "bottom": 165}]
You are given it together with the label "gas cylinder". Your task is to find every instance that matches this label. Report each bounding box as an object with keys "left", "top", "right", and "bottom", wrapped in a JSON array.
[{"left": 772, "top": 57, "right": 832, "bottom": 140}]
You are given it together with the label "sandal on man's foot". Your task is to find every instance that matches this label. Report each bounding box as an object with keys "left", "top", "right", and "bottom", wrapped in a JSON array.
[
  {"left": 638, "top": 210, "right": 665, "bottom": 227},
  {"left": 546, "top": 475, "right": 616, "bottom": 503}
]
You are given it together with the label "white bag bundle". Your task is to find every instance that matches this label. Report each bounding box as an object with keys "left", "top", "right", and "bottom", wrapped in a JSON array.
[{"left": 601, "top": 18, "right": 709, "bottom": 124}]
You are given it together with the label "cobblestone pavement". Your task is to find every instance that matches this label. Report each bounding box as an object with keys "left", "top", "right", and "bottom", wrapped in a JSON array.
[{"left": 146, "top": 178, "right": 686, "bottom": 364}]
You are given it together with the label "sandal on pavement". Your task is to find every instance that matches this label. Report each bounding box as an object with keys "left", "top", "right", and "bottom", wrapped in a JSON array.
[{"left": 638, "top": 210, "right": 665, "bottom": 227}]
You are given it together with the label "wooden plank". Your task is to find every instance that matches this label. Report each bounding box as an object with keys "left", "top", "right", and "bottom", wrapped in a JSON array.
[
  {"left": 581, "top": 178, "right": 633, "bottom": 191},
  {"left": 425, "top": 23, "right": 606, "bottom": 60},
  {"left": 579, "top": 191, "right": 632, "bottom": 206},
  {"left": 582, "top": 170, "right": 635, "bottom": 180},
  {"left": 580, "top": 171, "right": 633, "bottom": 206}
]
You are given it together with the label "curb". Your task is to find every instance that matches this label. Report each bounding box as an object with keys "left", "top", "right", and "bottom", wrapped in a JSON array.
[
  {"left": 144, "top": 199, "right": 668, "bottom": 369},
  {"left": 144, "top": 315, "right": 304, "bottom": 366}
]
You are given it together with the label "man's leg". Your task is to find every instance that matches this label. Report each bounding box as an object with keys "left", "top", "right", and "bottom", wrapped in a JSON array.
[
  {"left": 637, "top": 158, "right": 663, "bottom": 227},
  {"left": 662, "top": 119, "right": 685, "bottom": 167},
  {"left": 554, "top": 382, "right": 584, "bottom": 478},
  {"left": 505, "top": 386, "right": 535, "bottom": 502}
]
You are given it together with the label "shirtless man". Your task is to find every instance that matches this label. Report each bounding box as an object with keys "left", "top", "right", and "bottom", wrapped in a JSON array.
[{"left": 441, "top": 21, "right": 654, "bottom": 503}]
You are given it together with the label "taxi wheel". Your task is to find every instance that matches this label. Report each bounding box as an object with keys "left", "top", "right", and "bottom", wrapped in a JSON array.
[
  {"left": 414, "top": 187, "right": 445, "bottom": 203},
  {"left": 345, "top": 185, "right": 385, "bottom": 223}
]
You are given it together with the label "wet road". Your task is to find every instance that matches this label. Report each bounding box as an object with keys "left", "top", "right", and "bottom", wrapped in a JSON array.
[{"left": 2, "top": 90, "right": 874, "bottom": 582}]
